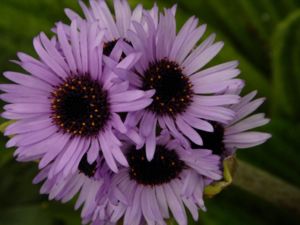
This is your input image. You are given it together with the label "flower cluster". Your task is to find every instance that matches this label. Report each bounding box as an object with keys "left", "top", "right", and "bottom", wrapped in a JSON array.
[{"left": 0, "top": 1, "right": 271, "bottom": 225}]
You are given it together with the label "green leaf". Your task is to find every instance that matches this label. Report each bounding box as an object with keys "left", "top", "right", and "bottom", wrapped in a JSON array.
[
  {"left": 200, "top": 186, "right": 300, "bottom": 225},
  {"left": 0, "top": 202, "right": 81, "bottom": 225},
  {"left": 272, "top": 10, "right": 300, "bottom": 120},
  {"left": 238, "top": 119, "right": 300, "bottom": 188}
]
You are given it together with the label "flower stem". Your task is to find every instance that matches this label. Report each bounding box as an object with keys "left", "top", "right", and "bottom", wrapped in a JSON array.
[{"left": 233, "top": 160, "right": 300, "bottom": 215}]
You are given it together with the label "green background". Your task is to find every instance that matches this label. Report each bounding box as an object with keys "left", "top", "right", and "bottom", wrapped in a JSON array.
[{"left": 0, "top": 0, "right": 300, "bottom": 224}]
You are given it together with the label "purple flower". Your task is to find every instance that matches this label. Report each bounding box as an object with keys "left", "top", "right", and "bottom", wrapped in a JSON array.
[
  {"left": 0, "top": 20, "right": 154, "bottom": 173},
  {"left": 34, "top": 132, "right": 221, "bottom": 225},
  {"left": 122, "top": 7, "right": 243, "bottom": 160},
  {"left": 192, "top": 83, "right": 271, "bottom": 158},
  {"left": 64, "top": 0, "right": 155, "bottom": 57},
  {"left": 34, "top": 154, "right": 118, "bottom": 225},
  {"left": 34, "top": 155, "right": 106, "bottom": 222},
  {"left": 92, "top": 132, "right": 222, "bottom": 225}
]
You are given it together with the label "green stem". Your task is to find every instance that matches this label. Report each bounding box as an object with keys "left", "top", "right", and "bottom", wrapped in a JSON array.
[{"left": 233, "top": 160, "right": 300, "bottom": 215}]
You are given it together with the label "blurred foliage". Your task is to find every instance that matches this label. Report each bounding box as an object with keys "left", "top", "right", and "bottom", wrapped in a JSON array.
[{"left": 0, "top": 0, "right": 300, "bottom": 225}]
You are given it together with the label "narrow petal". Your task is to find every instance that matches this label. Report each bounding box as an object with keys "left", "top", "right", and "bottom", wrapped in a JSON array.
[
  {"left": 57, "top": 23, "right": 77, "bottom": 73},
  {"left": 99, "top": 134, "right": 118, "bottom": 172},
  {"left": 111, "top": 113, "right": 127, "bottom": 133},
  {"left": 176, "top": 117, "right": 203, "bottom": 145},
  {"left": 184, "top": 42, "right": 224, "bottom": 76},
  {"left": 3, "top": 72, "right": 53, "bottom": 92},
  {"left": 39, "top": 135, "right": 69, "bottom": 169},
  {"left": 110, "top": 90, "right": 146, "bottom": 103},
  {"left": 146, "top": 118, "right": 157, "bottom": 161},
  {"left": 87, "top": 139, "right": 100, "bottom": 164},
  {"left": 193, "top": 95, "right": 240, "bottom": 106},
  {"left": 4, "top": 103, "right": 50, "bottom": 114},
  {"left": 224, "top": 132, "right": 271, "bottom": 146},
  {"left": 164, "top": 184, "right": 187, "bottom": 225},
  {"left": 111, "top": 99, "right": 152, "bottom": 112},
  {"left": 182, "top": 114, "right": 214, "bottom": 132},
  {"left": 225, "top": 113, "right": 270, "bottom": 135}
]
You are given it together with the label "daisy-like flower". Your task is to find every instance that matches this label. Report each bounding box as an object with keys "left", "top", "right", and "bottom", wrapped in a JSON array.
[
  {"left": 34, "top": 154, "right": 105, "bottom": 223},
  {"left": 0, "top": 20, "right": 154, "bottom": 173},
  {"left": 193, "top": 88, "right": 271, "bottom": 158},
  {"left": 99, "top": 132, "right": 222, "bottom": 225},
  {"left": 123, "top": 7, "right": 242, "bottom": 160},
  {"left": 64, "top": 0, "right": 152, "bottom": 57},
  {"left": 34, "top": 153, "right": 122, "bottom": 225}
]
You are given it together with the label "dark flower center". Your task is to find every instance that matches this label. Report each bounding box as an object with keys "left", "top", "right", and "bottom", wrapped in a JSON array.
[
  {"left": 127, "top": 145, "right": 185, "bottom": 186},
  {"left": 142, "top": 59, "right": 193, "bottom": 116},
  {"left": 103, "top": 39, "right": 131, "bottom": 58},
  {"left": 193, "top": 122, "right": 225, "bottom": 155},
  {"left": 78, "top": 154, "right": 97, "bottom": 177},
  {"left": 103, "top": 40, "right": 118, "bottom": 56},
  {"left": 50, "top": 75, "right": 110, "bottom": 137}
]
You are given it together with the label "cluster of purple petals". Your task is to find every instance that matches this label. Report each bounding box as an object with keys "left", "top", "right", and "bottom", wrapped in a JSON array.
[{"left": 0, "top": 1, "right": 271, "bottom": 225}]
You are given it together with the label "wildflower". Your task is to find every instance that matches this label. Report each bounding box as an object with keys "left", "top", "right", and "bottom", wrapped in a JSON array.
[
  {"left": 1, "top": 20, "right": 153, "bottom": 173},
  {"left": 103, "top": 132, "right": 222, "bottom": 225},
  {"left": 124, "top": 8, "right": 241, "bottom": 160}
]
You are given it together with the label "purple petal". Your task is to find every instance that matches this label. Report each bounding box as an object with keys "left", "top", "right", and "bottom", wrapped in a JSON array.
[
  {"left": 176, "top": 117, "right": 203, "bottom": 145},
  {"left": 164, "top": 184, "right": 187, "bottom": 225}
]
